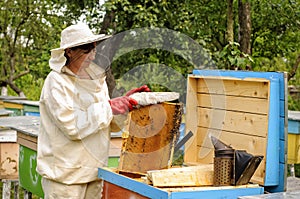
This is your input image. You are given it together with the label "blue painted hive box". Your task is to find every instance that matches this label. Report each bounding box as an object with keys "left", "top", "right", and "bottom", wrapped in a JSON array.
[{"left": 98, "top": 70, "right": 287, "bottom": 199}]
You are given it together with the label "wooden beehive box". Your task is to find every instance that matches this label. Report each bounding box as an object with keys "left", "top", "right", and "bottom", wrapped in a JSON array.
[
  {"left": 0, "top": 127, "right": 19, "bottom": 179},
  {"left": 98, "top": 70, "right": 287, "bottom": 198},
  {"left": 287, "top": 110, "right": 300, "bottom": 164},
  {"left": 118, "top": 102, "right": 183, "bottom": 174},
  {"left": 184, "top": 70, "right": 287, "bottom": 191}
]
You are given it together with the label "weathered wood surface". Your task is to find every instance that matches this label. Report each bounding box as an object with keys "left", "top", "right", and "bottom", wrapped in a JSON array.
[
  {"left": 196, "top": 77, "right": 269, "bottom": 98},
  {"left": 102, "top": 181, "right": 150, "bottom": 199},
  {"left": 0, "top": 116, "right": 39, "bottom": 138},
  {"left": 0, "top": 128, "right": 17, "bottom": 142},
  {"left": 118, "top": 102, "right": 183, "bottom": 173},
  {"left": 185, "top": 76, "right": 269, "bottom": 186},
  {"left": 17, "top": 132, "right": 37, "bottom": 151},
  {"left": 288, "top": 110, "right": 300, "bottom": 121},
  {"left": 0, "top": 143, "right": 19, "bottom": 179},
  {"left": 147, "top": 164, "right": 214, "bottom": 187}
]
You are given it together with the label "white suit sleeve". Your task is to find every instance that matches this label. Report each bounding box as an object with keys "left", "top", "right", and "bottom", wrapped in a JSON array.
[{"left": 42, "top": 74, "right": 113, "bottom": 141}]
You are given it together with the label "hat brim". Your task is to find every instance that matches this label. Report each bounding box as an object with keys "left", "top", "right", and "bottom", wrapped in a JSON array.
[{"left": 51, "top": 34, "right": 112, "bottom": 52}]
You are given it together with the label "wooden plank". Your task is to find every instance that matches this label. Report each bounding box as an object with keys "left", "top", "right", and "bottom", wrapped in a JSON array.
[
  {"left": 23, "top": 104, "right": 39, "bottom": 113},
  {"left": 118, "top": 103, "right": 183, "bottom": 173},
  {"left": 190, "top": 135, "right": 266, "bottom": 169},
  {"left": 0, "top": 143, "right": 19, "bottom": 179},
  {"left": 196, "top": 127, "right": 267, "bottom": 154},
  {"left": 17, "top": 132, "right": 37, "bottom": 143},
  {"left": 184, "top": 77, "right": 199, "bottom": 164},
  {"left": 198, "top": 107, "right": 268, "bottom": 137},
  {"left": 0, "top": 109, "right": 13, "bottom": 117},
  {"left": 287, "top": 134, "right": 300, "bottom": 164},
  {"left": 194, "top": 127, "right": 266, "bottom": 185},
  {"left": 288, "top": 110, "right": 300, "bottom": 121},
  {"left": 0, "top": 128, "right": 17, "bottom": 142},
  {"left": 197, "top": 93, "right": 268, "bottom": 115},
  {"left": 102, "top": 181, "right": 150, "bottom": 199},
  {"left": 197, "top": 78, "right": 269, "bottom": 98},
  {"left": 3, "top": 102, "right": 23, "bottom": 109},
  {"left": 17, "top": 137, "right": 37, "bottom": 151},
  {"left": 147, "top": 164, "right": 214, "bottom": 187}
]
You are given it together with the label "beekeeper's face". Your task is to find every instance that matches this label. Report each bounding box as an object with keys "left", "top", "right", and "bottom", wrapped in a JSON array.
[{"left": 66, "top": 42, "right": 96, "bottom": 70}]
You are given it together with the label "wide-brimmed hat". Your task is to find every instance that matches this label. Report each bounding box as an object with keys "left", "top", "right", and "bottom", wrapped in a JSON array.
[{"left": 49, "top": 23, "right": 112, "bottom": 72}]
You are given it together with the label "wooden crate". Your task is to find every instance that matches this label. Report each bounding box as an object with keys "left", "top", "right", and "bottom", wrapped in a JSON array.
[
  {"left": 0, "top": 128, "right": 19, "bottom": 179},
  {"left": 287, "top": 111, "right": 300, "bottom": 164},
  {"left": 184, "top": 76, "right": 269, "bottom": 185},
  {"left": 184, "top": 70, "right": 287, "bottom": 193},
  {"left": 0, "top": 116, "right": 44, "bottom": 197}
]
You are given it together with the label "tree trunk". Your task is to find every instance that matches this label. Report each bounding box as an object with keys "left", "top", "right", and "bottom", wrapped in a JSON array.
[
  {"left": 227, "top": 0, "right": 234, "bottom": 43},
  {"left": 238, "top": 0, "right": 252, "bottom": 69},
  {"left": 8, "top": 82, "right": 26, "bottom": 97}
]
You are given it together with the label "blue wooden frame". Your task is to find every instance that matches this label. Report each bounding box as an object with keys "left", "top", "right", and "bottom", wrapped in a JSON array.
[
  {"left": 98, "top": 168, "right": 264, "bottom": 199},
  {"left": 192, "top": 70, "right": 287, "bottom": 192}
]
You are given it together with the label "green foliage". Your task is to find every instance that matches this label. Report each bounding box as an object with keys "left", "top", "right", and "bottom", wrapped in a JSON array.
[
  {"left": 217, "top": 42, "right": 254, "bottom": 70},
  {"left": 102, "top": 0, "right": 300, "bottom": 110},
  {"left": 288, "top": 95, "right": 300, "bottom": 111},
  {"left": 0, "top": 0, "right": 300, "bottom": 111},
  {"left": 0, "top": 0, "right": 89, "bottom": 98}
]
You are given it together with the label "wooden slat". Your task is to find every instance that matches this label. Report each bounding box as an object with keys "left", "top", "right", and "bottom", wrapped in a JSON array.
[
  {"left": 197, "top": 94, "right": 268, "bottom": 114},
  {"left": 184, "top": 77, "right": 199, "bottom": 163},
  {"left": 147, "top": 164, "right": 214, "bottom": 187},
  {"left": 198, "top": 107, "right": 268, "bottom": 137},
  {"left": 0, "top": 128, "right": 17, "bottom": 142},
  {"left": 196, "top": 127, "right": 267, "bottom": 157},
  {"left": 197, "top": 78, "right": 269, "bottom": 98},
  {"left": 3, "top": 102, "right": 23, "bottom": 109},
  {"left": 194, "top": 127, "right": 266, "bottom": 185},
  {"left": 17, "top": 132, "right": 37, "bottom": 143},
  {"left": 17, "top": 137, "right": 37, "bottom": 151}
]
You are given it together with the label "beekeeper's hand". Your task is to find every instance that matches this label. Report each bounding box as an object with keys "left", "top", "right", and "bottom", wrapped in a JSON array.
[
  {"left": 125, "top": 85, "right": 151, "bottom": 96},
  {"left": 109, "top": 96, "right": 138, "bottom": 115}
]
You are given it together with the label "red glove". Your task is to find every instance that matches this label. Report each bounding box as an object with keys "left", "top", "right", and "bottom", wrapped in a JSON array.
[
  {"left": 125, "top": 85, "right": 151, "bottom": 96},
  {"left": 109, "top": 96, "right": 138, "bottom": 115}
]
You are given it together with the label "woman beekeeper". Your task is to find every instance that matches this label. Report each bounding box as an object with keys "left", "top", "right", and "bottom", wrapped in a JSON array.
[{"left": 37, "top": 23, "right": 150, "bottom": 199}]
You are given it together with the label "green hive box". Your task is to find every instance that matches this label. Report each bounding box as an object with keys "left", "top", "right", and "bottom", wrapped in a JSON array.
[{"left": 19, "top": 145, "right": 44, "bottom": 198}]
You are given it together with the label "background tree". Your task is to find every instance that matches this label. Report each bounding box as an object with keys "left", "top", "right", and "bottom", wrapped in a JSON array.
[
  {"left": 1, "top": 0, "right": 300, "bottom": 110},
  {"left": 100, "top": 0, "right": 300, "bottom": 109},
  {"left": 0, "top": 0, "right": 68, "bottom": 98}
]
